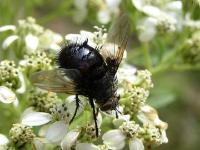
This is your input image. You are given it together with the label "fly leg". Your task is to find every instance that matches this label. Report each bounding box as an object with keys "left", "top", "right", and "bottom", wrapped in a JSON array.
[
  {"left": 70, "top": 94, "right": 80, "bottom": 124},
  {"left": 95, "top": 107, "right": 99, "bottom": 116},
  {"left": 89, "top": 97, "right": 99, "bottom": 137},
  {"left": 115, "top": 107, "right": 122, "bottom": 119}
]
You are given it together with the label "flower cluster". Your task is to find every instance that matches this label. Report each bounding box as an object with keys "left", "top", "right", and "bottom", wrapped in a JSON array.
[
  {"left": 29, "top": 89, "right": 61, "bottom": 113},
  {"left": 20, "top": 51, "right": 52, "bottom": 76},
  {"left": 0, "top": 60, "right": 19, "bottom": 90},
  {"left": 0, "top": 60, "right": 25, "bottom": 94},
  {"left": 118, "top": 68, "right": 153, "bottom": 118},
  {"left": 73, "top": 0, "right": 121, "bottom": 24},
  {"left": 0, "top": 17, "right": 168, "bottom": 150},
  {"left": 182, "top": 31, "right": 200, "bottom": 64},
  {"left": 9, "top": 123, "right": 35, "bottom": 147},
  {"left": 0, "top": 17, "right": 63, "bottom": 58}
]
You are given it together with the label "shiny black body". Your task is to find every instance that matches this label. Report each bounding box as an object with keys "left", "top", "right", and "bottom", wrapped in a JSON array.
[
  {"left": 57, "top": 40, "right": 118, "bottom": 109},
  {"left": 31, "top": 14, "right": 129, "bottom": 137}
]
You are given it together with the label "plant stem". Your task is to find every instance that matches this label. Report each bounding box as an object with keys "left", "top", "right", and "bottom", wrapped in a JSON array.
[
  {"left": 143, "top": 42, "right": 152, "bottom": 70},
  {"left": 151, "top": 44, "right": 184, "bottom": 75},
  {"left": 172, "top": 64, "right": 200, "bottom": 71}
]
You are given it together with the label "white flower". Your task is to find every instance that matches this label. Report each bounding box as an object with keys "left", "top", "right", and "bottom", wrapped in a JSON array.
[
  {"left": 0, "top": 25, "right": 16, "bottom": 32},
  {"left": 0, "top": 134, "right": 8, "bottom": 149},
  {"left": 129, "top": 138, "right": 144, "bottom": 150},
  {"left": 39, "top": 30, "right": 63, "bottom": 52},
  {"left": 135, "top": 1, "right": 183, "bottom": 41},
  {"left": 21, "top": 97, "right": 84, "bottom": 148},
  {"left": 16, "top": 71, "right": 26, "bottom": 94},
  {"left": 65, "top": 27, "right": 106, "bottom": 48},
  {"left": 46, "top": 121, "right": 68, "bottom": 144},
  {"left": 117, "top": 64, "right": 137, "bottom": 84},
  {"left": 102, "top": 129, "right": 144, "bottom": 150},
  {"left": 0, "top": 134, "right": 9, "bottom": 145},
  {"left": 131, "top": 0, "right": 145, "bottom": 11},
  {"left": 97, "top": 9, "right": 111, "bottom": 24},
  {"left": 76, "top": 143, "right": 100, "bottom": 150},
  {"left": 61, "top": 130, "right": 80, "bottom": 150},
  {"left": 25, "top": 34, "right": 39, "bottom": 54},
  {"left": 137, "top": 17, "right": 157, "bottom": 42},
  {"left": 137, "top": 105, "right": 168, "bottom": 143},
  {"left": 0, "top": 86, "right": 18, "bottom": 104},
  {"left": 33, "top": 138, "right": 47, "bottom": 150},
  {"left": 137, "top": 105, "right": 168, "bottom": 129},
  {"left": 113, "top": 114, "right": 130, "bottom": 128},
  {"left": 97, "top": 0, "right": 121, "bottom": 24},
  {"left": 184, "top": 13, "right": 200, "bottom": 30},
  {"left": 2, "top": 35, "right": 19, "bottom": 48},
  {"left": 45, "top": 122, "right": 80, "bottom": 148},
  {"left": 102, "top": 129, "right": 125, "bottom": 150},
  {"left": 65, "top": 34, "right": 88, "bottom": 45},
  {"left": 22, "top": 112, "right": 52, "bottom": 126}
]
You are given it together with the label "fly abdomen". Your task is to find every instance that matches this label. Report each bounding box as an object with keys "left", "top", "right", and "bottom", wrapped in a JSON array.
[{"left": 57, "top": 40, "right": 107, "bottom": 79}]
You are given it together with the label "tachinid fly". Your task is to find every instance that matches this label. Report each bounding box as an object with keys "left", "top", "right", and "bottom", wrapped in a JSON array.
[{"left": 30, "top": 13, "right": 130, "bottom": 137}]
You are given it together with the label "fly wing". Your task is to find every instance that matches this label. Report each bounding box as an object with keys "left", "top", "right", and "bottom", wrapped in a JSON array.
[
  {"left": 30, "top": 68, "right": 81, "bottom": 94},
  {"left": 100, "top": 13, "right": 130, "bottom": 74}
]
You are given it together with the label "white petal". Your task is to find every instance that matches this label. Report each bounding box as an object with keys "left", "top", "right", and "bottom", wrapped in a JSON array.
[
  {"left": 52, "top": 33, "right": 63, "bottom": 43},
  {"left": 65, "top": 34, "right": 86, "bottom": 44},
  {"left": 160, "top": 130, "right": 168, "bottom": 143},
  {"left": 117, "top": 64, "right": 137, "bottom": 84},
  {"left": 46, "top": 121, "right": 67, "bottom": 144},
  {"left": 80, "top": 30, "right": 97, "bottom": 48},
  {"left": 16, "top": 71, "right": 26, "bottom": 94},
  {"left": 105, "top": 0, "right": 121, "bottom": 11},
  {"left": 102, "top": 129, "right": 125, "bottom": 150},
  {"left": 0, "top": 86, "right": 17, "bottom": 104},
  {"left": 21, "top": 107, "right": 34, "bottom": 119},
  {"left": 113, "top": 115, "right": 130, "bottom": 127},
  {"left": 80, "top": 30, "right": 95, "bottom": 40},
  {"left": 97, "top": 9, "right": 111, "bottom": 24},
  {"left": 129, "top": 138, "right": 144, "bottom": 150},
  {"left": 0, "top": 134, "right": 9, "bottom": 145},
  {"left": 138, "top": 26, "right": 156, "bottom": 42},
  {"left": 65, "top": 96, "right": 85, "bottom": 117},
  {"left": 33, "top": 138, "right": 45, "bottom": 150},
  {"left": 137, "top": 105, "right": 168, "bottom": 130},
  {"left": 61, "top": 130, "right": 80, "bottom": 150},
  {"left": 76, "top": 143, "right": 100, "bottom": 150},
  {"left": 13, "top": 98, "right": 19, "bottom": 107},
  {"left": 142, "top": 5, "right": 161, "bottom": 17},
  {"left": 138, "top": 17, "right": 157, "bottom": 42},
  {"left": 96, "top": 113, "right": 102, "bottom": 128},
  {"left": 0, "top": 25, "right": 16, "bottom": 32},
  {"left": 49, "top": 43, "right": 61, "bottom": 51},
  {"left": 165, "top": 1, "right": 182, "bottom": 11},
  {"left": 22, "top": 112, "right": 52, "bottom": 126},
  {"left": 131, "top": 0, "right": 145, "bottom": 11},
  {"left": 38, "top": 125, "right": 50, "bottom": 137},
  {"left": 2, "top": 35, "right": 19, "bottom": 48},
  {"left": 25, "top": 34, "right": 39, "bottom": 53},
  {"left": 137, "top": 105, "right": 158, "bottom": 124}
]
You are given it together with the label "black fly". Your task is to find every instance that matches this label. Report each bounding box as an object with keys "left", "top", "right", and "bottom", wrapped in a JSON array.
[{"left": 30, "top": 13, "right": 130, "bottom": 137}]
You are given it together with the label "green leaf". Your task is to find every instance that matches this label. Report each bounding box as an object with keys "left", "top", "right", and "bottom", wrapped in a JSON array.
[{"left": 147, "top": 90, "right": 176, "bottom": 108}]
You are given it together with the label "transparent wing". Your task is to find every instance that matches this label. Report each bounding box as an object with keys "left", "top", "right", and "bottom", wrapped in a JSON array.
[
  {"left": 100, "top": 13, "right": 130, "bottom": 74},
  {"left": 30, "top": 68, "right": 81, "bottom": 94}
]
